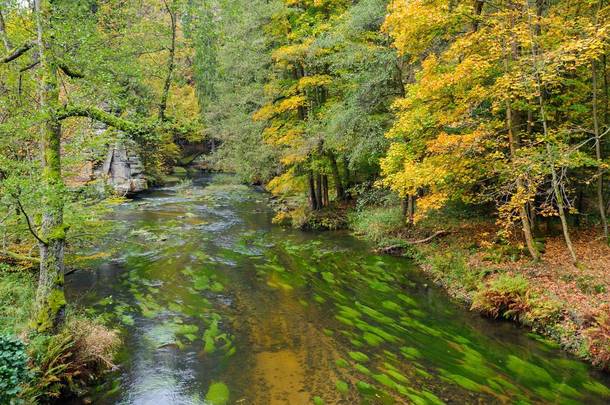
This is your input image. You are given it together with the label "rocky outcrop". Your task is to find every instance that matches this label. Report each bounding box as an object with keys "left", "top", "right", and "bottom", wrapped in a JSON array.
[{"left": 95, "top": 142, "right": 148, "bottom": 196}]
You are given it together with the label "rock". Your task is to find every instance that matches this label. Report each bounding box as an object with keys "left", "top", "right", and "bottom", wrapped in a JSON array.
[{"left": 95, "top": 141, "right": 148, "bottom": 196}]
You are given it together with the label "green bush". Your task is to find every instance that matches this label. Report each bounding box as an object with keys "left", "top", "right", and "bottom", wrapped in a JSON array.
[
  {"left": 348, "top": 206, "right": 404, "bottom": 243},
  {"left": 0, "top": 334, "right": 30, "bottom": 403}
]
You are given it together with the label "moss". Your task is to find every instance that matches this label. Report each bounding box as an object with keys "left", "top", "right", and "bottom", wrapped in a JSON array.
[
  {"left": 48, "top": 224, "right": 70, "bottom": 241},
  {"left": 205, "top": 382, "right": 229, "bottom": 405},
  {"left": 34, "top": 288, "right": 66, "bottom": 333}
]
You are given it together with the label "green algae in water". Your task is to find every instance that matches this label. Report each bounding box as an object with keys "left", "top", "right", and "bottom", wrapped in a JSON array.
[
  {"left": 313, "top": 396, "right": 324, "bottom": 405},
  {"left": 356, "top": 381, "right": 375, "bottom": 395},
  {"left": 505, "top": 355, "right": 553, "bottom": 384},
  {"left": 354, "top": 363, "right": 372, "bottom": 376},
  {"left": 396, "top": 293, "right": 417, "bottom": 307},
  {"left": 385, "top": 368, "right": 408, "bottom": 384},
  {"left": 336, "top": 380, "right": 349, "bottom": 394},
  {"left": 348, "top": 351, "right": 370, "bottom": 362},
  {"left": 362, "top": 331, "right": 384, "bottom": 346},
  {"left": 381, "top": 300, "right": 405, "bottom": 314},
  {"left": 400, "top": 346, "right": 421, "bottom": 360},
  {"left": 321, "top": 271, "right": 336, "bottom": 284},
  {"left": 439, "top": 372, "right": 482, "bottom": 392},
  {"left": 335, "top": 358, "right": 349, "bottom": 368},
  {"left": 582, "top": 380, "right": 610, "bottom": 397},
  {"left": 120, "top": 314, "right": 135, "bottom": 326},
  {"left": 373, "top": 373, "right": 397, "bottom": 389},
  {"left": 203, "top": 318, "right": 220, "bottom": 354},
  {"left": 205, "top": 382, "right": 229, "bottom": 405},
  {"left": 336, "top": 315, "right": 355, "bottom": 327}
]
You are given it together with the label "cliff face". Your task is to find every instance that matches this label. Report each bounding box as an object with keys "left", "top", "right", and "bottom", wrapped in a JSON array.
[{"left": 96, "top": 143, "right": 147, "bottom": 195}]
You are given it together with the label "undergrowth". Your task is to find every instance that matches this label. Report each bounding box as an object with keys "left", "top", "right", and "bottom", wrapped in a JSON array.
[
  {"left": 348, "top": 206, "right": 404, "bottom": 243},
  {"left": 0, "top": 267, "right": 120, "bottom": 403}
]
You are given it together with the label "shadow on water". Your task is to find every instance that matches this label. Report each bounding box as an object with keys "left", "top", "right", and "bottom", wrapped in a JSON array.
[{"left": 66, "top": 174, "right": 610, "bottom": 404}]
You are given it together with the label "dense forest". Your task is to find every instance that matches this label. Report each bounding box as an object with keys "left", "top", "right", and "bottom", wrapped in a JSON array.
[{"left": 1, "top": 0, "right": 610, "bottom": 403}]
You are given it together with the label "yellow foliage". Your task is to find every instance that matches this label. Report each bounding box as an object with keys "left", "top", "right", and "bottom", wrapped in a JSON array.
[{"left": 297, "top": 75, "right": 333, "bottom": 90}]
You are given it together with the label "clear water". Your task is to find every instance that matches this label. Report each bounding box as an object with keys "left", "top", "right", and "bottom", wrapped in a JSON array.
[{"left": 67, "top": 174, "right": 610, "bottom": 404}]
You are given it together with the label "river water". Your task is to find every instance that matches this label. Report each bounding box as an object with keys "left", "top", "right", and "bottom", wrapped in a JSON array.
[{"left": 67, "top": 174, "right": 610, "bottom": 404}]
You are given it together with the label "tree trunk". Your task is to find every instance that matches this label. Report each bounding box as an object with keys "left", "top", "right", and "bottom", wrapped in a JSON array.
[
  {"left": 322, "top": 175, "right": 329, "bottom": 207},
  {"left": 328, "top": 152, "right": 345, "bottom": 201},
  {"left": 471, "top": 0, "right": 484, "bottom": 32},
  {"left": 315, "top": 173, "right": 323, "bottom": 210},
  {"left": 592, "top": 61, "right": 608, "bottom": 240},
  {"left": 548, "top": 150, "right": 577, "bottom": 263},
  {"left": 342, "top": 156, "right": 351, "bottom": 195},
  {"left": 503, "top": 33, "right": 539, "bottom": 260},
  {"left": 33, "top": 0, "right": 67, "bottom": 332},
  {"left": 159, "top": 0, "right": 177, "bottom": 122},
  {"left": 308, "top": 171, "right": 317, "bottom": 210},
  {"left": 0, "top": 9, "right": 11, "bottom": 52},
  {"left": 525, "top": 3, "right": 577, "bottom": 263},
  {"left": 407, "top": 194, "right": 415, "bottom": 226}
]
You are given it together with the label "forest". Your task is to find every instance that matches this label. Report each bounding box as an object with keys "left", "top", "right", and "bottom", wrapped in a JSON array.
[{"left": 1, "top": 0, "right": 610, "bottom": 404}]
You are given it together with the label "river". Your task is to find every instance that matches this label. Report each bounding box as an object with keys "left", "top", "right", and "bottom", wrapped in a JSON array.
[{"left": 67, "top": 174, "right": 610, "bottom": 404}]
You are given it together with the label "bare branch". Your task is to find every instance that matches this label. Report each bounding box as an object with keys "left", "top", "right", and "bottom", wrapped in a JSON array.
[
  {"left": 15, "top": 197, "right": 47, "bottom": 246},
  {"left": 20, "top": 59, "right": 39, "bottom": 72}
]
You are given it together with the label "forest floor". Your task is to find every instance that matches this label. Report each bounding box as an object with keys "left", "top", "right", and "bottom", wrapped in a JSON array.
[{"left": 346, "top": 206, "right": 610, "bottom": 372}]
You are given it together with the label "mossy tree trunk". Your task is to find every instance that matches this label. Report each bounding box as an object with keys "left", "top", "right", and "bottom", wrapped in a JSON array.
[{"left": 33, "top": 0, "right": 67, "bottom": 332}]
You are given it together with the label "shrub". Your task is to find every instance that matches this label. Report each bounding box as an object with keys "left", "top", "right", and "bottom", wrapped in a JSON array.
[
  {"left": 523, "top": 295, "right": 563, "bottom": 325},
  {"left": 0, "top": 334, "right": 30, "bottom": 403},
  {"left": 585, "top": 305, "right": 610, "bottom": 371},
  {"left": 471, "top": 273, "right": 530, "bottom": 320},
  {"left": 348, "top": 206, "right": 404, "bottom": 243},
  {"left": 427, "top": 252, "right": 489, "bottom": 291},
  {"left": 22, "top": 315, "right": 120, "bottom": 402}
]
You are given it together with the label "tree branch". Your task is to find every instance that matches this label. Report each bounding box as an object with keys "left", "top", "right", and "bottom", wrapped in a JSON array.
[
  {"left": 1, "top": 40, "right": 33, "bottom": 63},
  {"left": 374, "top": 231, "right": 451, "bottom": 254},
  {"left": 20, "top": 60, "right": 39, "bottom": 72},
  {"left": 56, "top": 105, "right": 150, "bottom": 138},
  {"left": 58, "top": 62, "right": 84, "bottom": 78},
  {"left": 15, "top": 198, "right": 47, "bottom": 246},
  {"left": 0, "top": 250, "right": 40, "bottom": 264},
  {"left": 159, "top": 0, "right": 177, "bottom": 121}
]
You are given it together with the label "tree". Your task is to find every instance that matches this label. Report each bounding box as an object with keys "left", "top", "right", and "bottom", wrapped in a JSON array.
[{"left": 1, "top": 0, "right": 203, "bottom": 331}]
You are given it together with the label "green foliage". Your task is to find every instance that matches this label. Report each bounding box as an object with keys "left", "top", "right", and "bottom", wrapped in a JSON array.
[
  {"left": 348, "top": 206, "right": 404, "bottom": 243},
  {"left": 424, "top": 250, "right": 495, "bottom": 293},
  {"left": 472, "top": 274, "right": 530, "bottom": 320},
  {"left": 0, "top": 334, "right": 30, "bottom": 403},
  {"left": 0, "top": 272, "right": 35, "bottom": 334}
]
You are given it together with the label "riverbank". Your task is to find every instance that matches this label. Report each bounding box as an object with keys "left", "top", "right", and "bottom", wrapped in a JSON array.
[
  {"left": 347, "top": 205, "right": 610, "bottom": 372},
  {"left": 0, "top": 265, "right": 119, "bottom": 402}
]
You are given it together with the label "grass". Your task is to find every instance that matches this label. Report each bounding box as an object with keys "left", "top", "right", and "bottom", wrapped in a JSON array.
[{"left": 0, "top": 270, "right": 36, "bottom": 334}]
